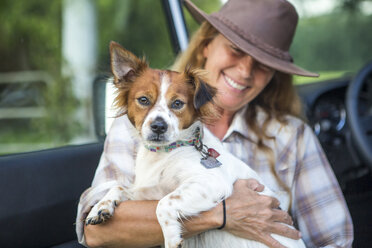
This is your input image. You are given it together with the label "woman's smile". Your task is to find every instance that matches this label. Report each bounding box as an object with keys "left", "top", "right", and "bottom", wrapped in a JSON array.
[{"left": 222, "top": 73, "right": 249, "bottom": 91}]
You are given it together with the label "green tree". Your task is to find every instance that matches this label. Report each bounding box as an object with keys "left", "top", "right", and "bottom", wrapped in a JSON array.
[{"left": 291, "top": 12, "right": 372, "bottom": 73}]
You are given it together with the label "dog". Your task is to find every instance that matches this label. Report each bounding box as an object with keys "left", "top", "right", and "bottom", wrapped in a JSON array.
[{"left": 85, "top": 41, "right": 306, "bottom": 248}]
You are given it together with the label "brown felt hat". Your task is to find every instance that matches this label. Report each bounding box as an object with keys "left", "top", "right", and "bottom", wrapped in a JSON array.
[{"left": 183, "top": 0, "right": 318, "bottom": 77}]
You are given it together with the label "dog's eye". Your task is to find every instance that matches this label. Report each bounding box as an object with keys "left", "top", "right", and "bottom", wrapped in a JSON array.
[
  {"left": 171, "top": 100, "right": 184, "bottom": 110},
  {"left": 137, "top": 96, "right": 150, "bottom": 106}
]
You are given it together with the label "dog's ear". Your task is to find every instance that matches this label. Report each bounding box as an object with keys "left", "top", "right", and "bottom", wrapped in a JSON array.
[
  {"left": 110, "top": 41, "right": 147, "bottom": 85},
  {"left": 109, "top": 42, "right": 147, "bottom": 117},
  {"left": 194, "top": 80, "right": 216, "bottom": 109},
  {"left": 184, "top": 66, "right": 216, "bottom": 109},
  {"left": 184, "top": 66, "right": 220, "bottom": 124}
]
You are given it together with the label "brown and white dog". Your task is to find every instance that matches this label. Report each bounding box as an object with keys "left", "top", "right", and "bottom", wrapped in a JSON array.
[{"left": 85, "top": 42, "right": 305, "bottom": 248}]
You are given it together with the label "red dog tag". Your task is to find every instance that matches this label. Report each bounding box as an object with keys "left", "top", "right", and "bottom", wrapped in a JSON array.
[{"left": 208, "top": 148, "right": 220, "bottom": 158}]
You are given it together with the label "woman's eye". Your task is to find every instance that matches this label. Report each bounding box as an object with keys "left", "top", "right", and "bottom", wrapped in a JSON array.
[
  {"left": 171, "top": 100, "right": 185, "bottom": 110},
  {"left": 230, "top": 45, "right": 244, "bottom": 56},
  {"left": 258, "top": 63, "right": 272, "bottom": 72},
  {"left": 137, "top": 96, "right": 150, "bottom": 106}
]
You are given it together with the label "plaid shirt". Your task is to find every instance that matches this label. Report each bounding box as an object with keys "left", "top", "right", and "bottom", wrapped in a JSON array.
[{"left": 76, "top": 107, "right": 353, "bottom": 247}]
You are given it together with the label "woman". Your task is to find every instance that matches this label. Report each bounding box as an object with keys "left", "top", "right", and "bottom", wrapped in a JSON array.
[{"left": 77, "top": 0, "right": 353, "bottom": 247}]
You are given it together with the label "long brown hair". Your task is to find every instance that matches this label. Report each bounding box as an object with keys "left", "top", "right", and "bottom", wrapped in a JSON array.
[
  {"left": 172, "top": 22, "right": 218, "bottom": 71},
  {"left": 172, "top": 22, "right": 304, "bottom": 206},
  {"left": 245, "top": 72, "right": 303, "bottom": 203}
]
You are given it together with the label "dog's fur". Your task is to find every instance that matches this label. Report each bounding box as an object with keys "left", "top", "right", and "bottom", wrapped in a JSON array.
[{"left": 85, "top": 42, "right": 305, "bottom": 248}]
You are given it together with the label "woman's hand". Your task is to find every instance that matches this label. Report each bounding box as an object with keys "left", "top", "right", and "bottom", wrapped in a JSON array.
[{"left": 223, "top": 179, "right": 301, "bottom": 248}]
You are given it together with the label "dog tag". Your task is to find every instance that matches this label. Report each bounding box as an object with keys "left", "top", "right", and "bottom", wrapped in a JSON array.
[
  {"left": 200, "top": 156, "right": 222, "bottom": 169},
  {"left": 208, "top": 148, "right": 220, "bottom": 158}
]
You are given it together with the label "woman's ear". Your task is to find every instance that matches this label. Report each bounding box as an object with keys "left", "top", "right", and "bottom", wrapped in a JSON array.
[
  {"left": 109, "top": 41, "right": 147, "bottom": 85},
  {"left": 203, "top": 43, "right": 209, "bottom": 59}
]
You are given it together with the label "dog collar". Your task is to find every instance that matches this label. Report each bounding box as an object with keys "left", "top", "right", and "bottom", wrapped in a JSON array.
[
  {"left": 144, "top": 127, "right": 202, "bottom": 153},
  {"left": 144, "top": 125, "right": 222, "bottom": 169}
]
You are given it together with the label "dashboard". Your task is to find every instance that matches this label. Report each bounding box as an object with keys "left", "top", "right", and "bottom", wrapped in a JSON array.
[
  {"left": 296, "top": 77, "right": 364, "bottom": 187},
  {"left": 311, "top": 88, "right": 346, "bottom": 145}
]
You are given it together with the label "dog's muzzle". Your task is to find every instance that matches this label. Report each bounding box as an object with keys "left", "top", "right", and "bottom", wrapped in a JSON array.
[
  {"left": 148, "top": 117, "right": 168, "bottom": 142},
  {"left": 151, "top": 117, "right": 168, "bottom": 134}
]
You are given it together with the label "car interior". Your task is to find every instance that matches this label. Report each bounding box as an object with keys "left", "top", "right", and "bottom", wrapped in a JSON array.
[{"left": 0, "top": 0, "right": 371, "bottom": 247}]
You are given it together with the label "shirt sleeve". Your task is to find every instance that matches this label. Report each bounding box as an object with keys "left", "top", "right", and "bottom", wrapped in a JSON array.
[
  {"left": 292, "top": 124, "right": 354, "bottom": 248},
  {"left": 75, "top": 115, "right": 138, "bottom": 246}
]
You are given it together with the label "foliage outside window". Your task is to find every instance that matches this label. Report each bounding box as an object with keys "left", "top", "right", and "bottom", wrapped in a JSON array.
[
  {"left": 0, "top": 0, "right": 175, "bottom": 155},
  {"left": 290, "top": 0, "right": 372, "bottom": 84}
]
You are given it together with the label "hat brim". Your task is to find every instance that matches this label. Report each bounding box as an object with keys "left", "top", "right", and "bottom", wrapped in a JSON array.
[{"left": 184, "top": 0, "right": 319, "bottom": 77}]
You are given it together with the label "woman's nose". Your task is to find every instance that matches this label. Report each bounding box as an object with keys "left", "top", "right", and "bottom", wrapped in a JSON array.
[{"left": 238, "top": 55, "right": 254, "bottom": 79}]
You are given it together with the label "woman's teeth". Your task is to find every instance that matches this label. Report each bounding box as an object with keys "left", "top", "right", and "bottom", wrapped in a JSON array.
[{"left": 224, "top": 75, "right": 246, "bottom": 90}]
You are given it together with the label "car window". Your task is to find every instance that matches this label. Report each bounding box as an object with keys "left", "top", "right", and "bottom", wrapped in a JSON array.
[
  {"left": 290, "top": 0, "right": 372, "bottom": 84},
  {"left": 0, "top": 0, "right": 175, "bottom": 155},
  {"left": 183, "top": 0, "right": 222, "bottom": 33}
]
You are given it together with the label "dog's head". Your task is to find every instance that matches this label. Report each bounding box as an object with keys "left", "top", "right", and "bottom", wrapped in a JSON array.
[{"left": 109, "top": 41, "right": 218, "bottom": 145}]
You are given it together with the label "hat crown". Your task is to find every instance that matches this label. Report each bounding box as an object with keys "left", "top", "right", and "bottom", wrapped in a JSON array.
[{"left": 212, "top": 0, "right": 298, "bottom": 52}]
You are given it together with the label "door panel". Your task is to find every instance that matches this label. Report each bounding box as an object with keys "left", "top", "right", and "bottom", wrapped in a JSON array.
[{"left": 0, "top": 143, "right": 103, "bottom": 248}]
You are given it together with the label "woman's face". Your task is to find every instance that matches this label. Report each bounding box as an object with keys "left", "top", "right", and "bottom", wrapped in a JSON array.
[{"left": 203, "top": 34, "right": 275, "bottom": 113}]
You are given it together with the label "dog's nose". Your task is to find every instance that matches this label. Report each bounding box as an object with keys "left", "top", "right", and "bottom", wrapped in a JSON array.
[{"left": 150, "top": 117, "right": 168, "bottom": 134}]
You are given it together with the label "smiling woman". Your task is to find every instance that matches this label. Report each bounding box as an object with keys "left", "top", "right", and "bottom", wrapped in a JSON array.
[
  {"left": 79, "top": 0, "right": 354, "bottom": 247},
  {"left": 202, "top": 34, "right": 275, "bottom": 114}
]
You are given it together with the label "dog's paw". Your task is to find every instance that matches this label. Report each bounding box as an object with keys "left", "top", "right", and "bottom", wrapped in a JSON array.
[
  {"left": 165, "top": 235, "right": 183, "bottom": 248},
  {"left": 85, "top": 200, "right": 118, "bottom": 225},
  {"left": 159, "top": 218, "right": 183, "bottom": 248}
]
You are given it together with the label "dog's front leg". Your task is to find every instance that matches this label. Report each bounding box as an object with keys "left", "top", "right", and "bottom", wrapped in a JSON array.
[
  {"left": 86, "top": 185, "right": 127, "bottom": 225},
  {"left": 156, "top": 179, "right": 230, "bottom": 248}
]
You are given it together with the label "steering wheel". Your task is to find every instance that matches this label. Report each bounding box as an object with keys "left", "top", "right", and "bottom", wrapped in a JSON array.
[{"left": 346, "top": 61, "right": 372, "bottom": 167}]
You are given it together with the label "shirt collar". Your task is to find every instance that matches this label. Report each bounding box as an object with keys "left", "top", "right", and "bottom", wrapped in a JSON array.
[
  {"left": 222, "top": 105, "right": 250, "bottom": 141},
  {"left": 222, "top": 105, "right": 270, "bottom": 142}
]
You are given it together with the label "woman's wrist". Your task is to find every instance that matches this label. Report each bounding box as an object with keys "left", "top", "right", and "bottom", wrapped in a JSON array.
[
  {"left": 203, "top": 200, "right": 225, "bottom": 229},
  {"left": 182, "top": 201, "right": 224, "bottom": 238}
]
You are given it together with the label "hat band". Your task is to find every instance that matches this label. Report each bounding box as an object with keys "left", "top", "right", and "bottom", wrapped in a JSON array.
[{"left": 212, "top": 14, "right": 293, "bottom": 62}]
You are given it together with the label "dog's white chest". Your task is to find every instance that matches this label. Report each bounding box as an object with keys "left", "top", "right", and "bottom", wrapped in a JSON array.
[{"left": 131, "top": 146, "right": 203, "bottom": 200}]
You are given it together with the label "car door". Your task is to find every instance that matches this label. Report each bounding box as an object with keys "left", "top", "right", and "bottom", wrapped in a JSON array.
[{"left": 0, "top": 0, "right": 186, "bottom": 247}]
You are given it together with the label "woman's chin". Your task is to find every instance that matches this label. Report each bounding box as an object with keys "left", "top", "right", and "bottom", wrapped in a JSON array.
[{"left": 216, "top": 97, "right": 247, "bottom": 112}]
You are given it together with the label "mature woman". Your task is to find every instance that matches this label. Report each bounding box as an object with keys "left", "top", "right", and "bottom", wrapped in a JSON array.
[{"left": 77, "top": 0, "right": 353, "bottom": 247}]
